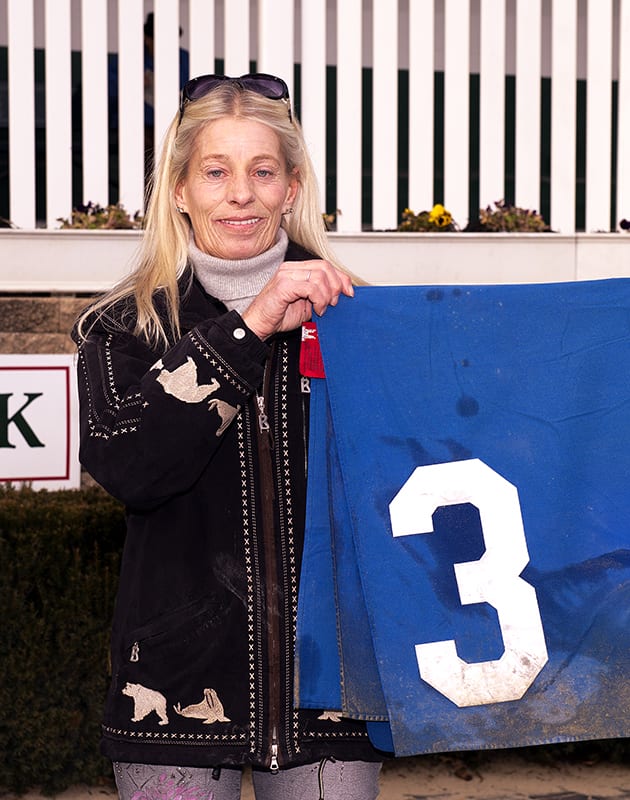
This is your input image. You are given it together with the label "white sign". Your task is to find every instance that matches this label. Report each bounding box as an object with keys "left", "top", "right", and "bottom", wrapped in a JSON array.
[{"left": 0, "top": 354, "right": 80, "bottom": 489}]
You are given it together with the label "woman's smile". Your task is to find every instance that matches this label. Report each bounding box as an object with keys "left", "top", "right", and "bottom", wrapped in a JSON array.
[{"left": 218, "top": 216, "right": 263, "bottom": 227}]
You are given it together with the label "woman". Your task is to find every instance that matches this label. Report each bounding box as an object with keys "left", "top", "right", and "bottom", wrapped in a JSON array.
[{"left": 73, "top": 74, "right": 382, "bottom": 800}]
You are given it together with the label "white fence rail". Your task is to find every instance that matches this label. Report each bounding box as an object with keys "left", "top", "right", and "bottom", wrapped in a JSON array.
[{"left": 0, "top": 0, "right": 627, "bottom": 234}]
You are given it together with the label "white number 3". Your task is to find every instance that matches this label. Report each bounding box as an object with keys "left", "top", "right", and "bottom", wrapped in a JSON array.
[{"left": 389, "top": 458, "right": 548, "bottom": 707}]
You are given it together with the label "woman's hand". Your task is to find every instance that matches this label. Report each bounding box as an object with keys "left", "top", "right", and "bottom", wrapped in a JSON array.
[{"left": 241, "top": 260, "right": 354, "bottom": 340}]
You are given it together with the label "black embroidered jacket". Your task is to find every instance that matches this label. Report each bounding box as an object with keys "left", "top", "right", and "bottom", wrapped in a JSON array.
[{"left": 73, "top": 241, "right": 381, "bottom": 769}]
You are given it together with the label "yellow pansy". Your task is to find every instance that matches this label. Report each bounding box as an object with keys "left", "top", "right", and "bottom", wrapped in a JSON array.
[{"left": 428, "top": 204, "right": 453, "bottom": 228}]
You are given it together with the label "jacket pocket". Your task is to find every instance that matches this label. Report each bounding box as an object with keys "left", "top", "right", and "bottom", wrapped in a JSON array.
[
  {"left": 122, "top": 595, "right": 222, "bottom": 665},
  {"left": 106, "top": 594, "right": 246, "bottom": 736}
]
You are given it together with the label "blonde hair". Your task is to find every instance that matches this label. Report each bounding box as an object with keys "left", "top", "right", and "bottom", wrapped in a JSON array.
[{"left": 77, "top": 82, "right": 349, "bottom": 349}]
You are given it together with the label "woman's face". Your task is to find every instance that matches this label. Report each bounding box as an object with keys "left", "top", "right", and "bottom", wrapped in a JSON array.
[{"left": 175, "top": 116, "right": 298, "bottom": 260}]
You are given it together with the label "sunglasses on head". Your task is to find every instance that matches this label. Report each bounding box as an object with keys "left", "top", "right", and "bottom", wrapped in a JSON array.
[{"left": 179, "top": 73, "right": 292, "bottom": 122}]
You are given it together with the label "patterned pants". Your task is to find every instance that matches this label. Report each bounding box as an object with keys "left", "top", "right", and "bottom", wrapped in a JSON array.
[{"left": 113, "top": 760, "right": 381, "bottom": 800}]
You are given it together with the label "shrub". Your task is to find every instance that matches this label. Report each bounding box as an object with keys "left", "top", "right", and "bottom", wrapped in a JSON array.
[
  {"left": 0, "top": 485, "right": 628, "bottom": 791},
  {"left": 0, "top": 485, "right": 125, "bottom": 794},
  {"left": 57, "top": 202, "right": 144, "bottom": 230},
  {"left": 468, "top": 199, "right": 551, "bottom": 232}
]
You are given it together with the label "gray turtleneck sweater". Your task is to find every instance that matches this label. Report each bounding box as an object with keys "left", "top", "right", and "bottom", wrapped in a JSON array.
[{"left": 188, "top": 228, "right": 289, "bottom": 314}]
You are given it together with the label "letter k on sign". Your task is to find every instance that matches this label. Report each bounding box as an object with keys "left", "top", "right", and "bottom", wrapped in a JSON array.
[{"left": 0, "top": 355, "right": 80, "bottom": 489}]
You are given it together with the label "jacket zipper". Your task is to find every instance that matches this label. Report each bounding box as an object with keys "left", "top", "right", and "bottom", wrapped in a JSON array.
[
  {"left": 270, "top": 726, "right": 279, "bottom": 773},
  {"left": 256, "top": 344, "right": 282, "bottom": 772},
  {"left": 125, "top": 596, "right": 217, "bottom": 664}
]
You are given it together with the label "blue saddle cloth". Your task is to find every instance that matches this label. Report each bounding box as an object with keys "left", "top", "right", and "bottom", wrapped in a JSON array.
[{"left": 296, "top": 280, "right": 630, "bottom": 757}]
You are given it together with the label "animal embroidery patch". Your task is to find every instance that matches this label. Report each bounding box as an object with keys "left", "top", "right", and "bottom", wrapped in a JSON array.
[
  {"left": 122, "top": 682, "right": 169, "bottom": 725},
  {"left": 152, "top": 356, "right": 239, "bottom": 434},
  {"left": 207, "top": 398, "right": 240, "bottom": 436},
  {"left": 174, "top": 688, "right": 231, "bottom": 724},
  {"left": 153, "top": 357, "right": 220, "bottom": 402},
  {"left": 123, "top": 683, "right": 231, "bottom": 727},
  {"left": 318, "top": 710, "right": 342, "bottom": 723}
]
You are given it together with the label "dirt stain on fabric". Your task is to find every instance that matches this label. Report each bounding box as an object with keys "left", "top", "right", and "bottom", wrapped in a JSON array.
[{"left": 456, "top": 394, "right": 480, "bottom": 417}]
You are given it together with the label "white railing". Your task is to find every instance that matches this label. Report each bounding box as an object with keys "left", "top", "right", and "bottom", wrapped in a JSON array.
[{"left": 1, "top": 0, "right": 628, "bottom": 234}]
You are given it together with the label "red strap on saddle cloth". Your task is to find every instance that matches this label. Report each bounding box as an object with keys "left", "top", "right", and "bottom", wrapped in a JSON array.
[{"left": 300, "top": 322, "right": 326, "bottom": 378}]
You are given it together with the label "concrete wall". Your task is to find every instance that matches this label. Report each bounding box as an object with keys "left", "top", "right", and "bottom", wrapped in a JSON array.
[
  {"left": 1, "top": 231, "right": 629, "bottom": 293},
  {"left": 1, "top": 231, "right": 628, "bottom": 356}
]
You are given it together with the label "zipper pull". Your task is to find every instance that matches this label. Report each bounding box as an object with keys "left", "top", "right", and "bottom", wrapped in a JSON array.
[
  {"left": 300, "top": 376, "right": 311, "bottom": 394},
  {"left": 270, "top": 740, "right": 279, "bottom": 774},
  {"left": 130, "top": 641, "right": 140, "bottom": 662},
  {"left": 256, "top": 392, "right": 270, "bottom": 433}
]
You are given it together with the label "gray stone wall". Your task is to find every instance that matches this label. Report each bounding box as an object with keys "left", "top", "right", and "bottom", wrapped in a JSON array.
[{"left": 0, "top": 295, "right": 92, "bottom": 354}]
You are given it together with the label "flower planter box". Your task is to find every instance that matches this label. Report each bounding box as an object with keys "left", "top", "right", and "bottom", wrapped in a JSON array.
[
  {"left": 330, "top": 232, "right": 630, "bottom": 286},
  {"left": 0, "top": 229, "right": 629, "bottom": 293}
]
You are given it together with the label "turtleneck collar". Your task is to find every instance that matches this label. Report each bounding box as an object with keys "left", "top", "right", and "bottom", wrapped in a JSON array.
[{"left": 188, "top": 228, "right": 289, "bottom": 314}]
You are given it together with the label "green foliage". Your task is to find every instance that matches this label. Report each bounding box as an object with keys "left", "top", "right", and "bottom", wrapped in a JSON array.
[
  {"left": 57, "top": 202, "right": 144, "bottom": 230},
  {"left": 398, "top": 200, "right": 551, "bottom": 233},
  {"left": 398, "top": 204, "right": 458, "bottom": 232},
  {"left": 323, "top": 211, "right": 338, "bottom": 231},
  {"left": 0, "top": 485, "right": 125, "bottom": 794},
  {"left": 472, "top": 199, "right": 551, "bottom": 232}
]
